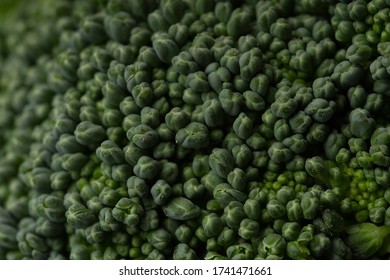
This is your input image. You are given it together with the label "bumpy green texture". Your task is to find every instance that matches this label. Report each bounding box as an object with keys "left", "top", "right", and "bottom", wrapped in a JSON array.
[{"left": 2, "top": 0, "right": 390, "bottom": 260}]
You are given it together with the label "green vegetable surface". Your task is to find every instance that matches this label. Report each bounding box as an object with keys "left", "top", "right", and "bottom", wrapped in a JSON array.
[{"left": 1, "top": 0, "right": 390, "bottom": 260}]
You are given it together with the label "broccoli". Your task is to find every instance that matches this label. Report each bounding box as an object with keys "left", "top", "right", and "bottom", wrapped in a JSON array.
[{"left": 2, "top": 0, "right": 390, "bottom": 260}]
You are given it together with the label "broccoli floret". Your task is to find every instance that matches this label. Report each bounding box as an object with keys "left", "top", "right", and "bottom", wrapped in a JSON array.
[{"left": 3, "top": 0, "right": 390, "bottom": 261}]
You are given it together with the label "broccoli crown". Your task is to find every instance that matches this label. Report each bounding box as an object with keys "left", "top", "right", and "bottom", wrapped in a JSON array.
[{"left": 1, "top": 0, "right": 390, "bottom": 260}]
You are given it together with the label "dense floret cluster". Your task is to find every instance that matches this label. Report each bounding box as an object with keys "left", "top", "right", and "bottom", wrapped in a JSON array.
[{"left": 1, "top": 0, "right": 390, "bottom": 260}]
